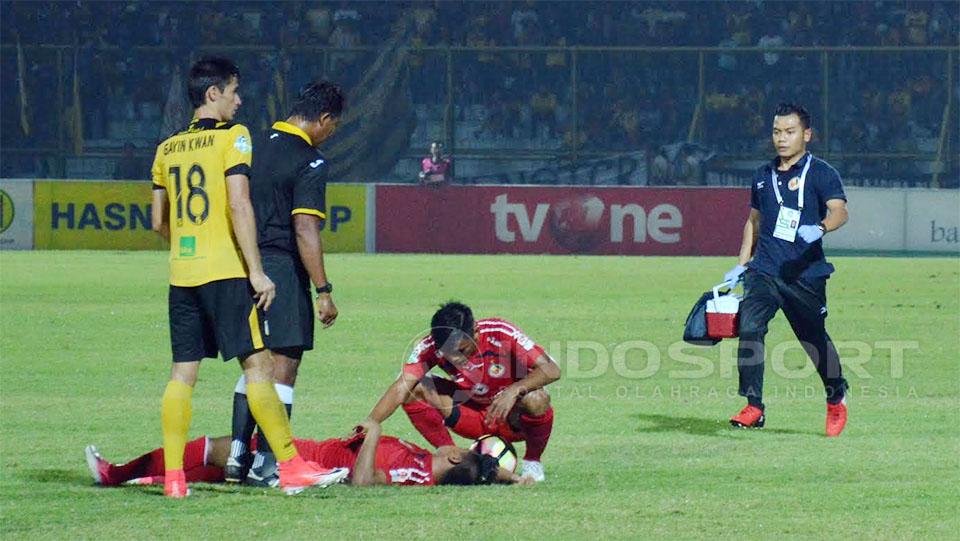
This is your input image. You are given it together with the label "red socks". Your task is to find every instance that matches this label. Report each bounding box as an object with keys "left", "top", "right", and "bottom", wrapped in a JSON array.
[
  {"left": 519, "top": 408, "right": 554, "bottom": 461},
  {"left": 443, "top": 403, "right": 554, "bottom": 461},
  {"left": 105, "top": 437, "right": 208, "bottom": 485},
  {"left": 447, "top": 405, "right": 486, "bottom": 440},
  {"left": 186, "top": 465, "right": 226, "bottom": 483},
  {"left": 402, "top": 400, "right": 455, "bottom": 447}
]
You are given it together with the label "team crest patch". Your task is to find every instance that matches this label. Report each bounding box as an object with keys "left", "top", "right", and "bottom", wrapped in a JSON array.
[
  {"left": 788, "top": 177, "right": 800, "bottom": 191},
  {"left": 488, "top": 363, "right": 505, "bottom": 378},
  {"left": 234, "top": 135, "right": 252, "bottom": 154}
]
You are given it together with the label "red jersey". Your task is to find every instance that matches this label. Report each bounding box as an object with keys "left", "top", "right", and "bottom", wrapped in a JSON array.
[
  {"left": 293, "top": 435, "right": 434, "bottom": 486},
  {"left": 402, "top": 318, "right": 548, "bottom": 406}
]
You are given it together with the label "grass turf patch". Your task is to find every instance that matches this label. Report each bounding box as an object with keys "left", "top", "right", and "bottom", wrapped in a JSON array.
[{"left": 1, "top": 252, "right": 957, "bottom": 539}]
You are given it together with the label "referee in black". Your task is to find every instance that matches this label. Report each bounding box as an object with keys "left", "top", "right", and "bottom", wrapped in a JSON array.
[
  {"left": 226, "top": 81, "right": 346, "bottom": 484},
  {"left": 723, "top": 103, "right": 850, "bottom": 437}
]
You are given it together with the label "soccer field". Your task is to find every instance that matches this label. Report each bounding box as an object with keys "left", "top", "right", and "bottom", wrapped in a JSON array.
[{"left": 1, "top": 251, "right": 957, "bottom": 539}]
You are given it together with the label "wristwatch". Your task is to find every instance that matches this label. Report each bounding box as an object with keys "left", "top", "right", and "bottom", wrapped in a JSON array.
[
  {"left": 315, "top": 282, "right": 333, "bottom": 295},
  {"left": 817, "top": 221, "right": 827, "bottom": 234}
]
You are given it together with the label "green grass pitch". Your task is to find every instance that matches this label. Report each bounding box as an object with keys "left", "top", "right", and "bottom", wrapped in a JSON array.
[{"left": 1, "top": 251, "right": 958, "bottom": 539}]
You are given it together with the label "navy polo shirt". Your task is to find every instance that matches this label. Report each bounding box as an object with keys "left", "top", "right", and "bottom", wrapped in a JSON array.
[{"left": 748, "top": 152, "right": 847, "bottom": 281}]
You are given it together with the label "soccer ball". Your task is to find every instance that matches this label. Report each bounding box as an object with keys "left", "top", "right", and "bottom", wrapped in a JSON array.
[
  {"left": 549, "top": 194, "right": 606, "bottom": 253},
  {"left": 470, "top": 435, "right": 518, "bottom": 473}
]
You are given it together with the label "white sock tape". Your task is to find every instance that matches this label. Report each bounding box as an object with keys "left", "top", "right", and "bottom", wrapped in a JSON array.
[
  {"left": 234, "top": 374, "right": 247, "bottom": 395},
  {"left": 274, "top": 383, "right": 294, "bottom": 405}
]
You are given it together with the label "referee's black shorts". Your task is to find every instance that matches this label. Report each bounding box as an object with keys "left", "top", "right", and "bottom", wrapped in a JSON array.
[
  {"left": 262, "top": 252, "right": 314, "bottom": 353},
  {"left": 168, "top": 278, "right": 266, "bottom": 362}
]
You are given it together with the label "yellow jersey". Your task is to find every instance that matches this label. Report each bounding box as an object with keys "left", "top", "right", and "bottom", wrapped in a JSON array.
[{"left": 151, "top": 118, "right": 253, "bottom": 287}]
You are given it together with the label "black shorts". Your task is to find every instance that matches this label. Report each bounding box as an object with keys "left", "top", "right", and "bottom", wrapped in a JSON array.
[
  {"left": 262, "top": 253, "right": 314, "bottom": 353},
  {"left": 168, "top": 278, "right": 266, "bottom": 362}
]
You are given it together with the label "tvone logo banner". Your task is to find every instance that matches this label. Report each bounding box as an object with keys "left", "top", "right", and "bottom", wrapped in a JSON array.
[
  {"left": 490, "top": 193, "right": 682, "bottom": 251},
  {"left": 374, "top": 185, "right": 745, "bottom": 255}
]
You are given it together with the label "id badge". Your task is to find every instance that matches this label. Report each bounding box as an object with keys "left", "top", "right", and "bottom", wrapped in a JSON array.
[{"left": 773, "top": 206, "right": 801, "bottom": 242}]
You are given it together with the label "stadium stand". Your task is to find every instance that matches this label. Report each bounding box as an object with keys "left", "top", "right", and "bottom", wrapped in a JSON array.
[{"left": 1, "top": 1, "right": 957, "bottom": 187}]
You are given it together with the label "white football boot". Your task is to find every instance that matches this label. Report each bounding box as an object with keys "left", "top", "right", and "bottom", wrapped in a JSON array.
[{"left": 520, "top": 460, "right": 545, "bottom": 482}]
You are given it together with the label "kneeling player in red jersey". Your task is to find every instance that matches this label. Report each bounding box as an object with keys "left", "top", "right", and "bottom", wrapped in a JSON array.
[
  {"left": 85, "top": 420, "right": 531, "bottom": 488},
  {"left": 366, "top": 302, "right": 561, "bottom": 482}
]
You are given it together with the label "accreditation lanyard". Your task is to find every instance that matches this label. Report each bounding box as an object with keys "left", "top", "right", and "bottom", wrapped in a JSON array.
[
  {"left": 770, "top": 153, "right": 812, "bottom": 210},
  {"left": 770, "top": 153, "right": 812, "bottom": 243}
]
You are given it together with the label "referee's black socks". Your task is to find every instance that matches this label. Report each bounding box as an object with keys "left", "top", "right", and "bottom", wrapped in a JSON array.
[{"left": 229, "top": 377, "right": 295, "bottom": 461}]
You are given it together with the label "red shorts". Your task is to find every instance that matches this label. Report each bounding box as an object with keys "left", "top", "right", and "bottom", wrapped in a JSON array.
[
  {"left": 449, "top": 403, "right": 524, "bottom": 442},
  {"left": 292, "top": 437, "right": 355, "bottom": 468},
  {"left": 425, "top": 376, "right": 525, "bottom": 442}
]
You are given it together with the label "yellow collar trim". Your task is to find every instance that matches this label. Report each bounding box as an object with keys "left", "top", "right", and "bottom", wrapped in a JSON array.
[{"left": 272, "top": 121, "right": 313, "bottom": 146}]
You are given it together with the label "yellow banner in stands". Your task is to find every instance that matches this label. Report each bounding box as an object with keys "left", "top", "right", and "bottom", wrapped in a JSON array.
[{"left": 33, "top": 180, "right": 367, "bottom": 252}]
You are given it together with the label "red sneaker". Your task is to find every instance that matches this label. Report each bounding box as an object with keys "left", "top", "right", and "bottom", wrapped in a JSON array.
[
  {"left": 278, "top": 456, "right": 349, "bottom": 495},
  {"left": 730, "top": 404, "right": 765, "bottom": 428},
  {"left": 84, "top": 445, "right": 115, "bottom": 486},
  {"left": 826, "top": 399, "right": 847, "bottom": 437},
  {"left": 163, "top": 469, "right": 189, "bottom": 498}
]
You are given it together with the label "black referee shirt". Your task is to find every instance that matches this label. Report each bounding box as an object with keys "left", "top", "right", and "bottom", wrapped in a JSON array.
[
  {"left": 748, "top": 152, "right": 847, "bottom": 281},
  {"left": 251, "top": 121, "right": 328, "bottom": 256}
]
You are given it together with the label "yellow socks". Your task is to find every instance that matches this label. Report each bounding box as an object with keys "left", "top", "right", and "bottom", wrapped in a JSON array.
[
  {"left": 246, "top": 381, "right": 298, "bottom": 462},
  {"left": 162, "top": 379, "right": 298, "bottom": 469},
  {"left": 160, "top": 380, "right": 193, "bottom": 471}
]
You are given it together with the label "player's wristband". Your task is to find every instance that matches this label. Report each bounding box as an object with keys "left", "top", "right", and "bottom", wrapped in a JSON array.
[
  {"left": 315, "top": 282, "right": 333, "bottom": 295},
  {"left": 817, "top": 221, "right": 827, "bottom": 234}
]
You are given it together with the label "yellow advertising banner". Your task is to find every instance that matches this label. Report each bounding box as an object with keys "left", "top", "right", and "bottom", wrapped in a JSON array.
[
  {"left": 34, "top": 180, "right": 163, "bottom": 250},
  {"left": 321, "top": 184, "right": 366, "bottom": 253},
  {"left": 33, "top": 180, "right": 367, "bottom": 252}
]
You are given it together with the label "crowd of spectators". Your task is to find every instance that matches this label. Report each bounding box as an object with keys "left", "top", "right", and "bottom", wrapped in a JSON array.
[
  {"left": 4, "top": 1, "right": 956, "bottom": 49},
  {"left": 1, "top": 1, "right": 400, "bottom": 49},
  {"left": 1, "top": 1, "right": 956, "bottom": 184}
]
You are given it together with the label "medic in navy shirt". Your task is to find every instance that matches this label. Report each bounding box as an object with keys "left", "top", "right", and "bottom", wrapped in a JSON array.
[{"left": 722, "top": 103, "right": 850, "bottom": 437}]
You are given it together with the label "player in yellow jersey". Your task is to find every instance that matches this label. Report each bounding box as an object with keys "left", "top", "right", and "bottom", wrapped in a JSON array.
[{"left": 150, "top": 57, "right": 348, "bottom": 497}]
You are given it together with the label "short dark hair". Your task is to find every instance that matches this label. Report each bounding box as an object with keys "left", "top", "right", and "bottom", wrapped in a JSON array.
[
  {"left": 187, "top": 57, "right": 240, "bottom": 109},
  {"left": 774, "top": 102, "right": 811, "bottom": 129},
  {"left": 289, "top": 80, "right": 345, "bottom": 120},
  {"left": 438, "top": 452, "right": 499, "bottom": 486},
  {"left": 430, "top": 302, "right": 474, "bottom": 352}
]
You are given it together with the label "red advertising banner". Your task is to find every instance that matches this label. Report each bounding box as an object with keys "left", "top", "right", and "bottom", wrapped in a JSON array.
[{"left": 376, "top": 185, "right": 749, "bottom": 255}]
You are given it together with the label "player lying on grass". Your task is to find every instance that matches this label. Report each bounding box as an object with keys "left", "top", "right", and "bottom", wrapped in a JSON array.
[
  {"left": 85, "top": 420, "right": 532, "bottom": 488},
  {"left": 366, "top": 302, "right": 561, "bottom": 482}
]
